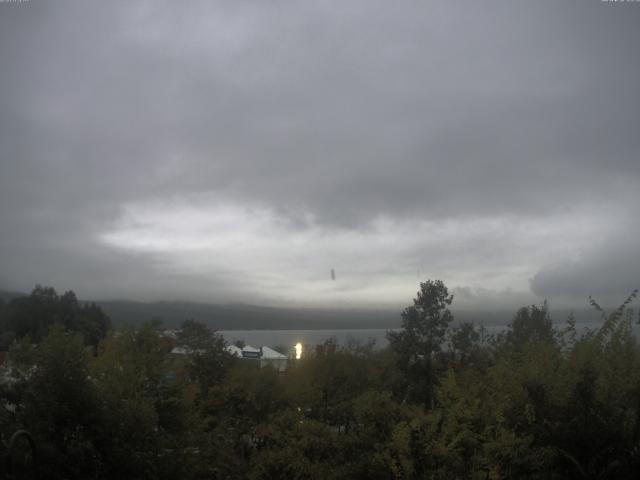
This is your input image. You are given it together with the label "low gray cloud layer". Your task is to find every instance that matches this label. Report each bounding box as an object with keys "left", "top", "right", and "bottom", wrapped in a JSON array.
[{"left": 1, "top": 0, "right": 638, "bottom": 309}]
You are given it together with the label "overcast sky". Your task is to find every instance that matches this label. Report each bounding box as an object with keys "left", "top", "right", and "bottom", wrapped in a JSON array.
[{"left": 1, "top": 0, "right": 638, "bottom": 310}]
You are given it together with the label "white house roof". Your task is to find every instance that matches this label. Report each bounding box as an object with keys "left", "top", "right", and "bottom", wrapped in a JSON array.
[
  {"left": 171, "top": 346, "right": 205, "bottom": 355},
  {"left": 261, "top": 346, "right": 287, "bottom": 359},
  {"left": 171, "top": 346, "right": 190, "bottom": 355},
  {"left": 226, "top": 345, "right": 243, "bottom": 357},
  {"left": 162, "top": 329, "right": 178, "bottom": 339},
  {"left": 224, "top": 345, "right": 287, "bottom": 360}
]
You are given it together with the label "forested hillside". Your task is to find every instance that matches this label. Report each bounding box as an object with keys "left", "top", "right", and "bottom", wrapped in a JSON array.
[
  {"left": 0, "top": 289, "right": 604, "bottom": 331},
  {"left": 97, "top": 299, "right": 400, "bottom": 330}
]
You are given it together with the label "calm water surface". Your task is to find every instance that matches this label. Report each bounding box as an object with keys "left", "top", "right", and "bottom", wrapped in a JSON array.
[
  {"left": 220, "top": 329, "right": 392, "bottom": 349},
  {"left": 220, "top": 322, "right": 638, "bottom": 350}
]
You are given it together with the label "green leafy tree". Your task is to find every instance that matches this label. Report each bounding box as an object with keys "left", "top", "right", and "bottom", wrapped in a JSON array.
[
  {"left": 387, "top": 279, "right": 454, "bottom": 407},
  {"left": 2, "top": 286, "right": 110, "bottom": 348},
  {"left": 5, "top": 285, "right": 60, "bottom": 341},
  {"left": 89, "top": 324, "right": 170, "bottom": 478},
  {"left": 19, "top": 325, "right": 100, "bottom": 479},
  {"left": 503, "top": 302, "right": 554, "bottom": 349},
  {"left": 446, "top": 321, "right": 490, "bottom": 370},
  {"left": 177, "top": 319, "right": 215, "bottom": 352},
  {"left": 177, "top": 319, "right": 234, "bottom": 398}
]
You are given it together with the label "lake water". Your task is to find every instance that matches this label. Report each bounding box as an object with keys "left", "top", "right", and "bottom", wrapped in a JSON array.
[
  {"left": 220, "top": 329, "right": 393, "bottom": 350},
  {"left": 220, "top": 321, "right": 639, "bottom": 351}
]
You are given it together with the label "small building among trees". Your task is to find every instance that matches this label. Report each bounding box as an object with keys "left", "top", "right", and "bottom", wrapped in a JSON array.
[{"left": 226, "top": 344, "right": 288, "bottom": 372}]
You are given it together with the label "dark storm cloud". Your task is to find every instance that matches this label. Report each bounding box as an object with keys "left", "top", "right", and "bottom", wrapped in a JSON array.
[
  {"left": 0, "top": 0, "right": 638, "bottom": 306},
  {"left": 531, "top": 234, "right": 640, "bottom": 305}
]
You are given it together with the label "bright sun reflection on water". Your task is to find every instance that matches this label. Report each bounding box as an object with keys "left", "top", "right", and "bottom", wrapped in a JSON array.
[{"left": 295, "top": 342, "right": 302, "bottom": 360}]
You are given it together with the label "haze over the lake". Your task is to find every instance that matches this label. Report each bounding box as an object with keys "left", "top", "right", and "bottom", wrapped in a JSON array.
[{"left": 1, "top": 0, "right": 638, "bottom": 310}]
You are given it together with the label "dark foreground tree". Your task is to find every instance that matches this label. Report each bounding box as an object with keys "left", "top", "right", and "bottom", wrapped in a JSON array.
[
  {"left": 504, "top": 301, "right": 554, "bottom": 349},
  {"left": 1, "top": 285, "right": 111, "bottom": 348},
  {"left": 178, "top": 319, "right": 234, "bottom": 398},
  {"left": 19, "top": 325, "right": 100, "bottom": 478},
  {"left": 387, "top": 279, "right": 454, "bottom": 407}
]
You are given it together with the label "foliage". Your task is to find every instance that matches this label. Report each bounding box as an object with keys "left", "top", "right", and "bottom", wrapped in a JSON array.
[
  {"left": 387, "top": 279, "right": 454, "bottom": 407},
  {"left": 176, "top": 319, "right": 235, "bottom": 398},
  {"left": 0, "top": 285, "right": 110, "bottom": 348},
  {"left": 502, "top": 301, "right": 554, "bottom": 349},
  {"left": 14, "top": 325, "right": 100, "bottom": 478},
  {"left": 0, "top": 281, "right": 639, "bottom": 479}
]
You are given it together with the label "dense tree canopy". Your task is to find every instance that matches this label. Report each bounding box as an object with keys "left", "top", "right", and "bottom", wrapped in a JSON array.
[
  {"left": 0, "top": 285, "right": 110, "bottom": 349},
  {"left": 387, "top": 280, "right": 454, "bottom": 406},
  {"left": 1, "top": 281, "right": 640, "bottom": 479}
]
